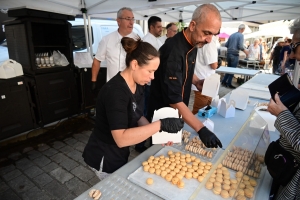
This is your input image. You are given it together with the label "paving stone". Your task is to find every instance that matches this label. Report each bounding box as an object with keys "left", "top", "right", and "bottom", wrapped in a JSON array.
[
  {"left": 65, "top": 177, "right": 90, "bottom": 196},
  {"left": 50, "top": 153, "right": 69, "bottom": 164},
  {"left": 32, "top": 173, "right": 53, "bottom": 187},
  {"left": 42, "top": 148, "right": 58, "bottom": 157},
  {"left": 24, "top": 165, "right": 43, "bottom": 178},
  {"left": 52, "top": 141, "right": 65, "bottom": 149},
  {"left": 33, "top": 155, "right": 51, "bottom": 167},
  {"left": 50, "top": 167, "right": 74, "bottom": 184},
  {"left": 78, "top": 159, "right": 87, "bottom": 167},
  {"left": 37, "top": 143, "right": 50, "bottom": 152},
  {"left": 63, "top": 137, "right": 77, "bottom": 146},
  {"left": 73, "top": 134, "right": 89, "bottom": 144},
  {"left": 27, "top": 150, "right": 42, "bottom": 160},
  {"left": 21, "top": 186, "right": 51, "bottom": 200},
  {"left": 63, "top": 192, "right": 77, "bottom": 200},
  {"left": 0, "top": 180, "right": 9, "bottom": 193},
  {"left": 2, "top": 169, "right": 22, "bottom": 181},
  {"left": 59, "top": 145, "right": 74, "bottom": 154},
  {"left": 8, "top": 175, "right": 35, "bottom": 193},
  {"left": 8, "top": 152, "right": 22, "bottom": 160},
  {"left": 88, "top": 176, "right": 100, "bottom": 186},
  {"left": 59, "top": 157, "right": 79, "bottom": 171},
  {"left": 82, "top": 130, "right": 92, "bottom": 137},
  {"left": 44, "top": 180, "right": 69, "bottom": 199},
  {"left": 15, "top": 158, "right": 34, "bottom": 170},
  {"left": 0, "top": 189, "right": 21, "bottom": 200},
  {"left": 22, "top": 147, "right": 34, "bottom": 153},
  {"left": 70, "top": 166, "right": 94, "bottom": 182},
  {"left": 42, "top": 162, "right": 59, "bottom": 173},
  {"left": 74, "top": 141, "right": 85, "bottom": 152},
  {"left": 67, "top": 149, "right": 82, "bottom": 162},
  {"left": 0, "top": 164, "right": 16, "bottom": 176}
]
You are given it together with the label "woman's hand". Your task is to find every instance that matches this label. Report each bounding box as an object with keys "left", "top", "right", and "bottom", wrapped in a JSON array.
[
  {"left": 162, "top": 141, "right": 174, "bottom": 146},
  {"left": 267, "top": 93, "right": 288, "bottom": 117}
]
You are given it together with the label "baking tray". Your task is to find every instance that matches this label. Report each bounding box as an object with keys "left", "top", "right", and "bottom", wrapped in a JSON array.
[
  {"left": 78, "top": 174, "right": 161, "bottom": 200},
  {"left": 128, "top": 146, "right": 203, "bottom": 200}
]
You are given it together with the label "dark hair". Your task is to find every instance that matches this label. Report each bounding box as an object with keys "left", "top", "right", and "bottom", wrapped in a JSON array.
[
  {"left": 148, "top": 16, "right": 161, "bottom": 31},
  {"left": 121, "top": 37, "right": 160, "bottom": 68},
  {"left": 166, "top": 23, "right": 176, "bottom": 29},
  {"left": 286, "top": 39, "right": 292, "bottom": 43}
]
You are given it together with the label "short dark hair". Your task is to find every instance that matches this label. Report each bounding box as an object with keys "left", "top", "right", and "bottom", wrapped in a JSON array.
[
  {"left": 121, "top": 37, "right": 160, "bottom": 68},
  {"left": 148, "top": 16, "right": 161, "bottom": 31},
  {"left": 166, "top": 23, "right": 176, "bottom": 29}
]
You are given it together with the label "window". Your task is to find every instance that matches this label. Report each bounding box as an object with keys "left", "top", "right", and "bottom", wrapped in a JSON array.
[{"left": 71, "top": 25, "right": 93, "bottom": 51}]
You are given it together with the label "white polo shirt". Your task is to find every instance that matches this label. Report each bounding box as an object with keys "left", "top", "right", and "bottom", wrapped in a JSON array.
[
  {"left": 159, "top": 35, "right": 167, "bottom": 44},
  {"left": 95, "top": 30, "right": 138, "bottom": 81},
  {"left": 192, "top": 36, "right": 218, "bottom": 91},
  {"left": 143, "top": 32, "right": 163, "bottom": 51}
]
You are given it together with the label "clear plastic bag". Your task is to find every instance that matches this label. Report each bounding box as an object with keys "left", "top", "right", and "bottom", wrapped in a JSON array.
[{"left": 52, "top": 50, "right": 69, "bottom": 66}]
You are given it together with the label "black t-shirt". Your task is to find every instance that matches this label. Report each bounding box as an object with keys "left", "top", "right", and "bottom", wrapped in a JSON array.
[
  {"left": 147, "top": 29, "right": 197, "bottom": 120},
  {"left": 94, "top": 72, "right": 144, "bottom": 145},
  {"left": 273, "top": 46, "right": 282, "bottom": 63},
  {"left": 82, "top": 72, "right": 144, "bottom": 172}
]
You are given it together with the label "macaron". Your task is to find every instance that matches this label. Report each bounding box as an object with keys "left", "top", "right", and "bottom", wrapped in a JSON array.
[{"left": 205, "top": 181, "right": 213, "bottom": 190}]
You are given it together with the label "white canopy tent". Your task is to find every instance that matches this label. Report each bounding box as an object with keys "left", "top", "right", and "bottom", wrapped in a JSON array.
[{"left": 1, "top": 0, "right": 300, "bottom": 23}]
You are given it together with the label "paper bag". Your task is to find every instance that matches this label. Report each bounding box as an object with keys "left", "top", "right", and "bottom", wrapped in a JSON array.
[
  {"left": 219, "top": 99, "right": 235, "bottom": 118},
  {"left": 151, "top": 107, "right": 182, "bottom": 144},
  {"left": 202, "top": 74, "right": 220, "bottom": 98},
  {"left": 229, "top": 89, "right": 249, "bottom": 110}
]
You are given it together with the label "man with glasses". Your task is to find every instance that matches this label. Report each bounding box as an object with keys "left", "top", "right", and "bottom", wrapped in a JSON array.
[
  {"left": 91, "top": 7, "right": 138, "bottom": 92},
  {"left": 147, "top": 4, "right": 223, "bottom": 149},
  {"left": 159, "top": 23, "right": 178, "bottom": 44}
]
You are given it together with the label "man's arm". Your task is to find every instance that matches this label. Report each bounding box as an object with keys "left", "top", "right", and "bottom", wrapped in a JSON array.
[
  {"left": 91, "top": 58, "right": 101, "bottom": 82},
  {"left": 209, "top": 62, "right": 218, "bottom": 70}
]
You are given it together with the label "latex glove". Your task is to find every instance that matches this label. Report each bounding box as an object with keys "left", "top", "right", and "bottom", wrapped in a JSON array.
[
  {"left": 267, "top": 93, "right": 287, "bottom": 117},
  {"left": 91, "top": 81, "right": 98, "bottom": 94},
  {"left": 197, "top": 126, "right": 222, "bottom": 148},
  {"left": 160, "top": 118, "right": 184, "bottom": 133}
]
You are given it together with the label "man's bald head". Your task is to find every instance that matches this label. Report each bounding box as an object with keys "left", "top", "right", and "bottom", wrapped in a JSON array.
[{"left": 192, "top": 4, "right": 221, "bottom": 24}]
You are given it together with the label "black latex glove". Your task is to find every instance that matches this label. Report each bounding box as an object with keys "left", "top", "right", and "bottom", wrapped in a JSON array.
[
  {"left": 91, "top": 81, "right": 98, "bottom": 94},
  {"left": 197, "top": 126, "right": 222, "bottom": 148},
  {"left": 160, "top": 118, "right": 184, "bottom": 133}
]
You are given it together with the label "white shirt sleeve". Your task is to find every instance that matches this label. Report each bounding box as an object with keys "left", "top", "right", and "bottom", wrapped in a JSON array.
[
  {"left": 94, "top": 35, "right": 109, "bottom": 62},
  {"left": 203, "top": 40, "right": 218, "bottom": 65}
]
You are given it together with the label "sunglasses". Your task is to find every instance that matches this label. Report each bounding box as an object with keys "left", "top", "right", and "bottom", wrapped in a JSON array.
[{"left": 290, "top": 42, "right": 300, "bottom": 53}]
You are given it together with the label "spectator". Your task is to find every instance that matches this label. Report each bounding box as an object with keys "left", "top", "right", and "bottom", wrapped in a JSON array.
[
  {"left": 221, "top": 24, "right": 249, "bottom": 88},
  {"left": 267, "top": 18, "right": 300, "bottom": 200},
  {"left": 192, "top": 36, "right": 218, "bottom": 114},
  {"left": 269, "top": 38, "right": 285, "bottom": 74},
  {"left": 279, "top": 39, "right": 295, "bottom": 75},
  {"left": 159, "top": 23, "right": 178, "bottom": 44},
  {"left": 91, "top": 7, "right": 138, "bottom": 93},
  {"left": 247, "top": 39, "right": 260, "bottom": 60}
]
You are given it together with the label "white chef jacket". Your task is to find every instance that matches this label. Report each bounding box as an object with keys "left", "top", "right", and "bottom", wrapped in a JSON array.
[
  {"left": 159, "top": 35, "right": 167, "bottom": 44},
  {"left": 192, "top": 36, "right": 218, "bottom": 91},
  {"left": 143, "top": 32, "right": 163, "bottom": 51},
  {"left": 95, "top": 30, "right": 138, "bottom": 81}
]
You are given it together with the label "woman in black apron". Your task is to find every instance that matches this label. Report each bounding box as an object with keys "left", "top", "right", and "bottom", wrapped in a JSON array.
[{"left": 83, "top": 37, "right": 184, "bottom": 180}]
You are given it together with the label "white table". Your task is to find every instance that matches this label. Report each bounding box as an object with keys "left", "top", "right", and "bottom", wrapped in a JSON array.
[
  {"left": 76, "top": 74, "right": 279, "bottom": 200},
  {"left": 216, "top": 66, "right": 260, "bottom": 77},
  {"left": 239, "top": 59, "right": 260, "bottom": 69}
]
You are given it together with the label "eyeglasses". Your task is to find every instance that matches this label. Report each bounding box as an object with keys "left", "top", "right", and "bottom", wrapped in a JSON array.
[
  {"left": 290, "top": 42, "right": 300, "bottom": 52},
  {"left": 119, "top": 17, "right": 135, "bottom": 22}
]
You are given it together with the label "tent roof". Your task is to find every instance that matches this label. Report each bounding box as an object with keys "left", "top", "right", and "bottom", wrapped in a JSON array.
[{"left": 1, "top": 0, "right": 299, "bottom": 23}]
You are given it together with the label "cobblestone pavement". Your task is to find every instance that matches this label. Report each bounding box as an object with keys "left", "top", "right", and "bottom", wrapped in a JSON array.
[{"left": 0, "top": 76, "right": 237, "bottom": 200}]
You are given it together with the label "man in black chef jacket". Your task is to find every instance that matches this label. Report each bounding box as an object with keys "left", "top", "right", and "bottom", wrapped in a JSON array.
[{"left": 147, "top": 4, "right": 223, "bottom": 148}]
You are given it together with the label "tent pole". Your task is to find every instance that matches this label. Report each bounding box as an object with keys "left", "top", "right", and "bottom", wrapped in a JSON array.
[
  {"left": 88, "top": 15, "right": 93, "bottom": 58},
  {"left": 82, "top": 13, "right": 90, "bottom": 53}
]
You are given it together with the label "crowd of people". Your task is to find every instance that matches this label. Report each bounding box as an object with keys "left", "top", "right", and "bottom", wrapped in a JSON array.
[{"left": 82, "top": 4, "right": 300, "bottom": 200}]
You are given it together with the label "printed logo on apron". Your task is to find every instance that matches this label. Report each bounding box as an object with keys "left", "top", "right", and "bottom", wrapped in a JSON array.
[{"left": 132, "top": 102, "right": 137, "bottom": 112}]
